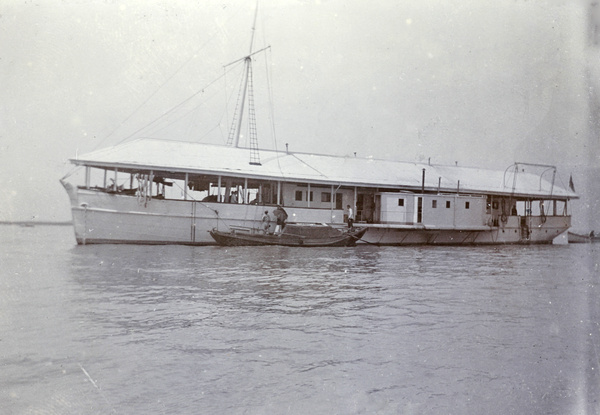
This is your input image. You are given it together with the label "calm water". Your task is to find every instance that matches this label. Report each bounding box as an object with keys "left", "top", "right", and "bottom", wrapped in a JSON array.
[{"left": 1, "top": 225, "right": 599, "bottom": 415}]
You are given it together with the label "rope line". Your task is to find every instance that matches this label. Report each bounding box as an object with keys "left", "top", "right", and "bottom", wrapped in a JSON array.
[
  {"left": 112, "top": 67, "right": 239, "bottom": 146},
  {"left": 91, "top": 7, "right": 244, "bottom": 151}
]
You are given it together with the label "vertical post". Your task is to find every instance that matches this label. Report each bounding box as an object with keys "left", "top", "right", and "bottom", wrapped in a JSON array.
[
  {"left": 113, "top": 168, "right": 118, "bottom": 191},
  {"left": 258, "top": 184, "right": 263, "bottom": 204},
  {"left": 224, "top": 180, "right": 231, "bottom": 203},
  {"left": 331, "top": 185, "right": 334, "bottom": 222},
  {"left": 421, "top": 168, "right": 425, "bottom": 194},
  {"left": 143, "top": 175, "right": 148, "bottom": 200},
  {"left": 277, "top": 181, "right": 281, "bottom": 205},
  {"left": 307, "top": 183, "right": 311, "bottom": 208},
  {"left": 244, "top": 178, "right": 248, "bottom": 204},
  {"left": 103, "top": 170, "right": 107, "bottom": 188},
  {"left": 85, "top": 167, "right": 90, "bottom": 189},
  {"left": 217, "top": 175, "right": 222, "bottom": 202},
  {"left": 354, "top": 186, "right": 357, "bottom": 221},
  {"left": 184, "top": 173, "right": 189, "bottom": 200},
  {"left": 129, "top": 173, "right": 133, "bottom": 190},
  {"left": 453, "top": 195, "right": 457, "bottom": 227}
]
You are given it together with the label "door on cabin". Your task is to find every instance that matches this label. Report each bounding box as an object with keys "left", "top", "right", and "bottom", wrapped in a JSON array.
[
  {"left": 373, "top": 195, "right": 381, "bottom": 223},
  {"left": 335, "top": 193, "right": 343, "bottom": 210}
]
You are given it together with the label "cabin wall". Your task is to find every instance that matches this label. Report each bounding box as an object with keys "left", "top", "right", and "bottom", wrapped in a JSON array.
[
  {"left": 453, "top": 196, "right": 486, "bottom": 228},
  {"left": 378, "top": 192, "right": 486, "bottom": 228},
  {"left": 379, "top": 193, "right": 415, "bottom": 224},
  {"left": 421, "top": 194, "right": 486, "bottom": 228},
  {"left": 282, "top": 184, "right": 353, "bottom": 210},
  {"left": 422, "top": 195, "right": 454, "bottom": 226}
]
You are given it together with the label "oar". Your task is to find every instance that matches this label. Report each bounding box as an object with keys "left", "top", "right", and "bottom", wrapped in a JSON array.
[{"left": 348, "top": 232, "right": 379, "bottom": 246}]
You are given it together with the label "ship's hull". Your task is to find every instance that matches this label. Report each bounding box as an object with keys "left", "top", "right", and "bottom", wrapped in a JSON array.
[
  {"left": 63, "top": 184, "right": 570, "bottom": 246},
  {"left": 361, "top": 213, "right": 571, "bottom": 245},
  {"left": 567, "top": 232, "right": 599, "bottom": 243}
]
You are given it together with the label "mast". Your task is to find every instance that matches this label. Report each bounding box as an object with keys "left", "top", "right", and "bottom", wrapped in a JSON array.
[
  {"left": 225, "top": 1, "right": 264, "bottom": 165},
  {"left": 232, "top": 59, "right": 251, "bottom": 148},
  {"left": 231, "top": 1, "right": 259, "bottom": 149}
]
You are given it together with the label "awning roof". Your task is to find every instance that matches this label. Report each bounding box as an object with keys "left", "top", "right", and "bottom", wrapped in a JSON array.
[{"left": 71, "top": 138, "right": 576, "bottom": 199}]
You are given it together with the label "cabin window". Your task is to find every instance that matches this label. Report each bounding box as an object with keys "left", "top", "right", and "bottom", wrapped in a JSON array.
[
  {"left": 321, "top": 192, "right": 331, "bottom": 203},
  {"left": 307, "top": 191, "right": 313, "bottom": 202},
  {"left": 465, "top": 201, "right": 470, "bottom": 209},
  {"left": 398, "top": 199, "right": 404, "bottom": 207},
  {"left": 432, "top": 200, "right": 437, "bottom": 208},
  {"left": 446, "top": 201, "right": 451, "bottom": 208},
  {"left": 295, "top": 190, "right": 303, "bottom": 201}
]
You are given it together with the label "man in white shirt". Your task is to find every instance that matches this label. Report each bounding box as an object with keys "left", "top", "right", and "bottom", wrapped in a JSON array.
[{"left": 346, "top": 204, "right": 354, "bottom": 228}]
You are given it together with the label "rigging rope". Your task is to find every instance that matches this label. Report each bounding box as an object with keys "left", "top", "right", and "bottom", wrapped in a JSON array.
[
  {"left": 145, "top": 82, "right": 227, "bottom": 139},
  {"left": 111, "top": 67, "right": 239, "bottom": 146},
  {"left": 90, "top": 7, "right": 244, "bottom": 151},
  {"left": 226, "top": 64, "right": 247, "bottom": 146},
  {"left": 260, "top": 46, "right": 285, "bottom": 175}
]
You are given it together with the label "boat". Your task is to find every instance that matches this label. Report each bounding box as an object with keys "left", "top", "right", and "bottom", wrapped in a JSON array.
[
  {"left": 209, "top": 224, "right": 367, "bottom": 247},
  {"left": 568, "top": 231, "right": 599, "bottom": 243},
  {"left": 60, "top": 8, "right": 578, "bottom": 246}
]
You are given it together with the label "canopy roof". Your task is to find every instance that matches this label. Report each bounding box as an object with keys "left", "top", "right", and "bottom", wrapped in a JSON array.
[{"left": 71, "top": 138, "right": 576, "bottom": 200}]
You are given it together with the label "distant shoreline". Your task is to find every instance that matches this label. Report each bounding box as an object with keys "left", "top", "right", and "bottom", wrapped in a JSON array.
[{"left": 0, "top": 221, "right": 72, "bottom": 226}]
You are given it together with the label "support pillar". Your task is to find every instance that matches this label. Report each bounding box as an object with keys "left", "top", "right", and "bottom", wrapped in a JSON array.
[
  {"left": 277, "top": 181, "right": 281, "bottom": 205},
  {"left": 217, "top": 175, "right": 221, "bottom": 202},
  {"left": 113, "top": 168, "right": 118, "bottom": 191},
  {"left": 85, "top": 167, "right": 90, "bottom": 189},
  {"left": 184, "top": 173, "right": 189, "bottom": 200}
]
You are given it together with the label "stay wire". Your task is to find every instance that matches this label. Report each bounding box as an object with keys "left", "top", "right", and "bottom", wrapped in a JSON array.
[
  {"left": 144, "top": 70, "right": 240, "bottom": 141},
  {"left": 258, "top": 20, "right": 284, "bottom": 176},
  {"left": 112, "top": 66, "right": 239, "bottom": 146},
  {"left": 91, "top": 6, "right": 244, "bottom": 151}
]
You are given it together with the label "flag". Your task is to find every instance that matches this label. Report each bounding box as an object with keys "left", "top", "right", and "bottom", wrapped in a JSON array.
[{"left": 569, "top": 174, "right": 575, "bottom": 192}]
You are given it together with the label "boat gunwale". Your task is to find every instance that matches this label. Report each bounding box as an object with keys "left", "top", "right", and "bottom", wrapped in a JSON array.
[{"left": 209, "top": 226, "right": 367, "bottom": 247}]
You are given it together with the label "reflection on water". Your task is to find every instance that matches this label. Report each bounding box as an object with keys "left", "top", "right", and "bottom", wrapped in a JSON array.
[{"left": 1, "top": 226, "right": 599, "bottom": 414}]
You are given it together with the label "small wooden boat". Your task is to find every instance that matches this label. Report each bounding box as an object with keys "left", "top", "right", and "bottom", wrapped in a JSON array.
[
  {"left": 568, "top": 231, "right": 599, "bottom": 244},
  {"left": 209, "top": 224, "right": 367, "bottom": 247}
]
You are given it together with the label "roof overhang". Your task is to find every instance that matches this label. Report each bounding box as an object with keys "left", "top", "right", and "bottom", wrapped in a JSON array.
[{"left": 70, "top": 138, "right": 578, "bottom": 200}]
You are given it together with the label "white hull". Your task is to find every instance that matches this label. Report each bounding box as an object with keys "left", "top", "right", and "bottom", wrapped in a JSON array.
[
  {"left": 361, "top": 217, "right": 569, "bottom": 245},
  {"left": 63, "top": 184, "right": 570, "bottom": 246},
  {"left": 64, "top": 184, "right": 325, "bottom": 245}
]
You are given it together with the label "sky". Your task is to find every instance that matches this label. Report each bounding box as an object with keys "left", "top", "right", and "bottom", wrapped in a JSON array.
[{"left": 1, "top": 0, "right": 598, "bottom": 232}]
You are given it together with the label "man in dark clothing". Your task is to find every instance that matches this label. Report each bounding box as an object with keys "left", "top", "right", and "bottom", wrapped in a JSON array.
[{"left": 273, "top": 206, "right": 288, "bottom": 234}]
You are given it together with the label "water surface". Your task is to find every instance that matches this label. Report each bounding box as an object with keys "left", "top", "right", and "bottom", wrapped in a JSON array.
[{"left": 1, "top": 225, "right": 598, "bottom": 414}]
